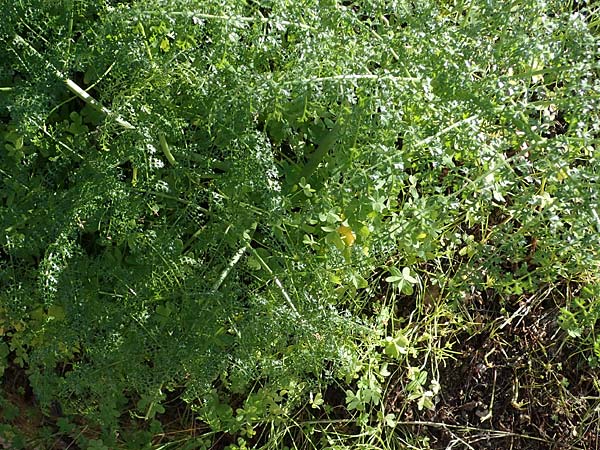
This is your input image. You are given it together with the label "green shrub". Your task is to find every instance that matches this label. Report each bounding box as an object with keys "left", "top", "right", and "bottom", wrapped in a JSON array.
[{"left": 1, "top": 0, "right": 599, "bottom": 447}]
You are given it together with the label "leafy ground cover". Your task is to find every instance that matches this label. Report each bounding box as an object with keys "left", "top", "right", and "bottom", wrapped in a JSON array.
[{"left": 1, "top": 0, "right": 599, "bottom": 448}]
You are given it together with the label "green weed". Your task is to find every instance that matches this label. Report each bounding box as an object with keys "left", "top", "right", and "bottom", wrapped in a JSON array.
[{"left": 1, "top": 0, "right": 599, "bottom": 449}]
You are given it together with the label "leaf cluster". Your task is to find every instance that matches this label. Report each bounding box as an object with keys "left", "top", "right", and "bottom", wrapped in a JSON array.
[{"left": 1, "top": 0, "right": 599, "bottom": 448}]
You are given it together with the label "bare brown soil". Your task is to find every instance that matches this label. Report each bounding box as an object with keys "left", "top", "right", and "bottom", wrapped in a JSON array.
[{"left": 387, "top": 286, "right": 600, "bottom": 450}]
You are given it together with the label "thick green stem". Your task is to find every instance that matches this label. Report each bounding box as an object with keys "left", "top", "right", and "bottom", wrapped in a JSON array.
[{"left": 159, "top": 132, "right": 177, "bottom": 166}]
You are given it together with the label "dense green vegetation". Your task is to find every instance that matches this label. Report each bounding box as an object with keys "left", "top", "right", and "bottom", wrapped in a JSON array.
[{"left": 1, "top": 0, "right": 599, "bottom": 448}]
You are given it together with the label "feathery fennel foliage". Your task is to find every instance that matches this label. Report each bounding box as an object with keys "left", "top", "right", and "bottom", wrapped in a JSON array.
[{"left": 1, "top": 0, "right": 600, "bottom": 447}]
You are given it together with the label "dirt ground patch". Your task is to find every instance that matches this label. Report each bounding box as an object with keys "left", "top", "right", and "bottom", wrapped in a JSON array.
[{"left": 387, "top": 287, "right": 600, "bottom": 449}]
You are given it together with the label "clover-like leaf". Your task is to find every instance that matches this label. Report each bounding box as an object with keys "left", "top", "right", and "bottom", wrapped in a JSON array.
[{"left": 384, "top": 333, "right": 410, "bottom": 359}]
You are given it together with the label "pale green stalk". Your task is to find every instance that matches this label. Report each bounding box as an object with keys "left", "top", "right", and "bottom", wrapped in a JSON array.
[{"left": 13, "top": 34, "right": 135, "bottom": 130}]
